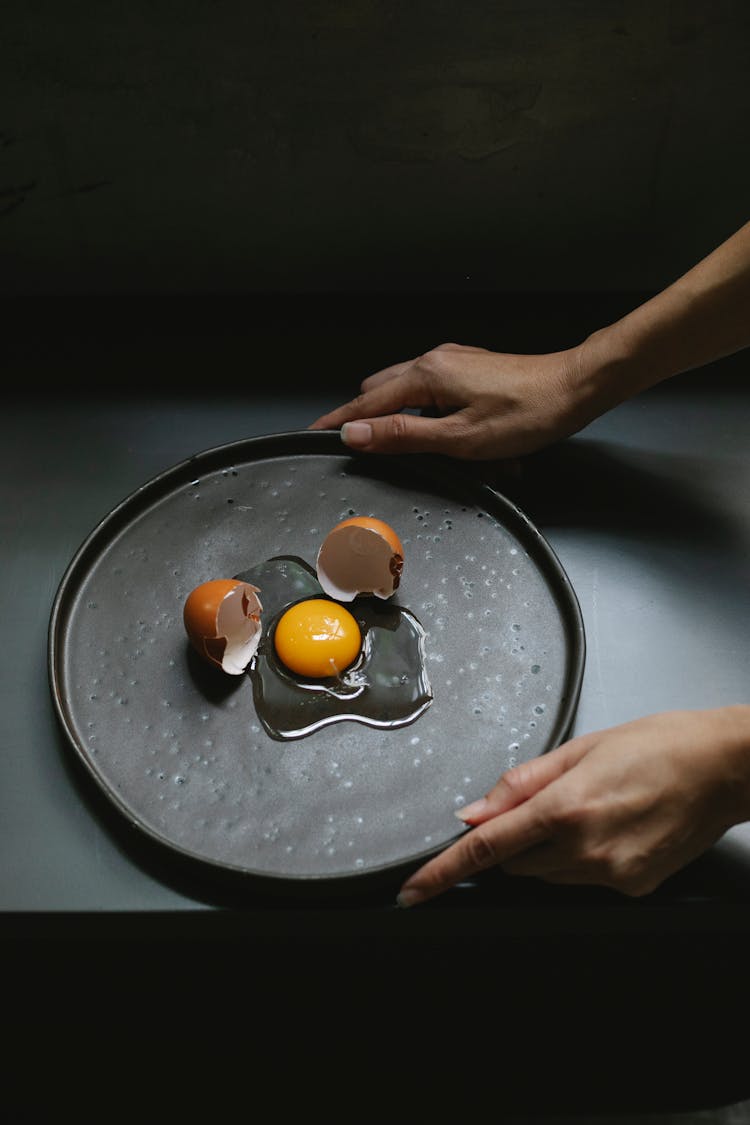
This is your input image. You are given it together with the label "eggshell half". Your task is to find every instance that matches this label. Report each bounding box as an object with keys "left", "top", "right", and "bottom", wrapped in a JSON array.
[
  {"left": 183, "top": 579, "right": 263, "bottom": 674},
  {"left": 316, "top": 517, "right": 403, "bottom": 601}
]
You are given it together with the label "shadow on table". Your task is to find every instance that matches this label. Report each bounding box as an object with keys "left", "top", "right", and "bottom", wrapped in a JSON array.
[{"left": 468, "top": 435, "right": 740, "bottom": 545}]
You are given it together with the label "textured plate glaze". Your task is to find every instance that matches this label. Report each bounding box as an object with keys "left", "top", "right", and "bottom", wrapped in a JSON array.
[{"left": 48, "top": 431, "right": 585, "bottom": 887}]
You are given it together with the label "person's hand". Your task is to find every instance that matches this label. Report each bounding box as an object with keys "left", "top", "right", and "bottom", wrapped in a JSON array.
[
  {"left": 309, "top": 341, "right": 598, "bottom": 460},
  {"left": 311, "top": 220, "right": 750, "bottom": 461},
  {"left": 396, "top": 706, "right": 750, "bottom": 907}
]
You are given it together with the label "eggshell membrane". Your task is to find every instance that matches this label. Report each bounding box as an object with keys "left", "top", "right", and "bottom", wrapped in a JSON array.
[
  {"left": 316, "top": 517, "right": 404, "bottom": 601},
  {"left": 183, "top": 579, "right": 263, "bottom": 674}
]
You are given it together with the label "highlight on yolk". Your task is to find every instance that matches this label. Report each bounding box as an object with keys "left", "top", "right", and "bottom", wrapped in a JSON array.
[{"left": 273, "top": 598, "right": 362, "bottom": 678}]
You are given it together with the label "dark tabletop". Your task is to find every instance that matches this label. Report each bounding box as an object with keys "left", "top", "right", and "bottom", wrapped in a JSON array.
[{"left": 4, "top": 308, "right": 750, "bottom": 1114}]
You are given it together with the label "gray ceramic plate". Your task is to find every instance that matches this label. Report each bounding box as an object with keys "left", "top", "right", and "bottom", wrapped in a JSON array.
[{"left": 48, "top": 431, "right": 585, "bottom": 888}]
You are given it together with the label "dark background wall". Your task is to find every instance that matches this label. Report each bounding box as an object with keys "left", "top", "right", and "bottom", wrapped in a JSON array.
[{"left": 3, "top": 1, "right": 750, "bottom": 383}]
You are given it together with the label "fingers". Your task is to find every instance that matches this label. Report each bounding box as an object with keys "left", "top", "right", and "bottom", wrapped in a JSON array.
[
  {"left": 308, "top": 366, "right": 430, "bottom": 433},
  {"left": 396, "top": 801, "right": 549, "bottom": 908},
  {"left": 359, "top": 344, "right": 486, "bottom": 393},
  {"left": 308, "top": 342, "right": 487, "bottom": 432},
  {"left": 432, "top": 342, "right": 488, "bottom": 354},
  {"left": 501, "top": 842, "right": 577, "bottom": 878},
  {"left": 360, "top": 360, "right": 414, "bottom": 393},
  {"left": 309, "top": 371, "right": 477, "bottom": 456},
  {"left": 396, "top": 733, "right": 602, "bottom": 907},
  {"left": 455, "top": 733, "right": 598, "bottom": 825},
  {"left": 343, "top": 411, "right": 473, "bottom": 456}
]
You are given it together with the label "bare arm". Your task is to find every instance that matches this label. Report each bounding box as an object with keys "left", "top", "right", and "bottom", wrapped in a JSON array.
[{"left": 574, "top": 218, "right": 750, "bottom": 415}]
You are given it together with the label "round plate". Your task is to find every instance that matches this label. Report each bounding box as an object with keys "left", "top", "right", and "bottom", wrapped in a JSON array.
[{"left": 48, "top": 431, "right": 585, "bottom": 888}]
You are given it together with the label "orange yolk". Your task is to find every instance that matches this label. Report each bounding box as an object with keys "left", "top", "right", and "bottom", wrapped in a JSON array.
[{"left": 273, "top": 598, "right": 361, "bottom": 678}]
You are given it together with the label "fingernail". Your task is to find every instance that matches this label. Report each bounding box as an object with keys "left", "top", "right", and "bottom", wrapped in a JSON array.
[
  {"left": 341, "top": 421, "right": 373, "bottom": 448},
  {"left": 396, "top": 887, "right": 424, "bottom": 909},
  {"left": 454, "top": 796, "right": 489, "bottom": 822}
]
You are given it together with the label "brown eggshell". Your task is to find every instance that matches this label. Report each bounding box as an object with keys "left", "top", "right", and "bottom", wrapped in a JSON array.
[
  {"left": 316, "top": 517, "right": 403, "bottom": 601},
  {"left": 183, "top": 578, "right": 262, "bottom": 674}
]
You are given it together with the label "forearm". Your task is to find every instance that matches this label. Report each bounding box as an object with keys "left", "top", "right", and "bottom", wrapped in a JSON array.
[{"left": 573, "top": 220, "right": 750, "bottom": 415}]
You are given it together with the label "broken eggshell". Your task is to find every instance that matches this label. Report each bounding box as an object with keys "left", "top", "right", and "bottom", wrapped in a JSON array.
[
  {"left": 316, "top": 517, "right": 404, "bottom": 601},
  {"left": 183, "top": 578, "right": 263, "bottom": 674}
]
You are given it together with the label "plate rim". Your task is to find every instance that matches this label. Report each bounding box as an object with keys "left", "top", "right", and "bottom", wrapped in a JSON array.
[{"left": 47, "top": 429, "right": 586, "bottom": 887}]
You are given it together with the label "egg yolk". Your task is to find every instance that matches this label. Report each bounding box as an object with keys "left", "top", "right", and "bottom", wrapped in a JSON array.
[{"left": 273, "top": 598, "right": 362, "bottom": 678}]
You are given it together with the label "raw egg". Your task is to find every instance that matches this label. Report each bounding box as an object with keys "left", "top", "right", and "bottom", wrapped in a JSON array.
[
  {"left": 184, "top": 515, "right": 431, "bottom": 741},
  {"left": 316, "top": 516, "right": 403, "bottom": 601},
  {"left": 273, "top": 598, "right": 361, "bottom": 678},
  {"left": 183, "top": 578, "right": 262, "bottom": 675},
  {"left": 234, "top": 555, "right": 432, "bottom": 742}
]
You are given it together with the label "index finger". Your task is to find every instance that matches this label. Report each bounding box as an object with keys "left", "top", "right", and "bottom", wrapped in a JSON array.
[
  {"left": 396, "top": 801, "right": 548, "bottom": 908},
  {"left": 360, "top": 359, "right": 414, "bottom": 392},
  {"left": 308, "top": 365, "right": 432, "bottom": 432}
]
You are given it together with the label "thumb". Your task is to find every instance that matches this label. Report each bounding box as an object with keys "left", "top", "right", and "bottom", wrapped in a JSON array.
[{"left": 340, "top": 411, "right": 470, "bottom": 456}]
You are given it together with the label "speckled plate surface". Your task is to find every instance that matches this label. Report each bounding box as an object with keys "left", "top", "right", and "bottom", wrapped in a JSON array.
[{"left": 48, "top": 431, "right": 585, "bottom": 888}]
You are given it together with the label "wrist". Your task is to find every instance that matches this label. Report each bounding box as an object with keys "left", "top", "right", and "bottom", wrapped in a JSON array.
[
  {"left": 716, "top": 704, "right": 750, "bottom": 823},
  {"left": 567, "top": 295, "right": 691, "bottom": 423},
  {"left": 561, "top": 328, "right": 643, "bottom": 429}
]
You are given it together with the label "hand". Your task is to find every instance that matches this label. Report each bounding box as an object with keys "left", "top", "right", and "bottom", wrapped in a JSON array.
[
  {"left": 309, "top": 341, "right": 596, "bottom": 460},
  {"left": 396, "top": 706, "right": 750, "bottom": 907},
  {"left": 311, "top": 221, "right": 750, "bottom": 462}
]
